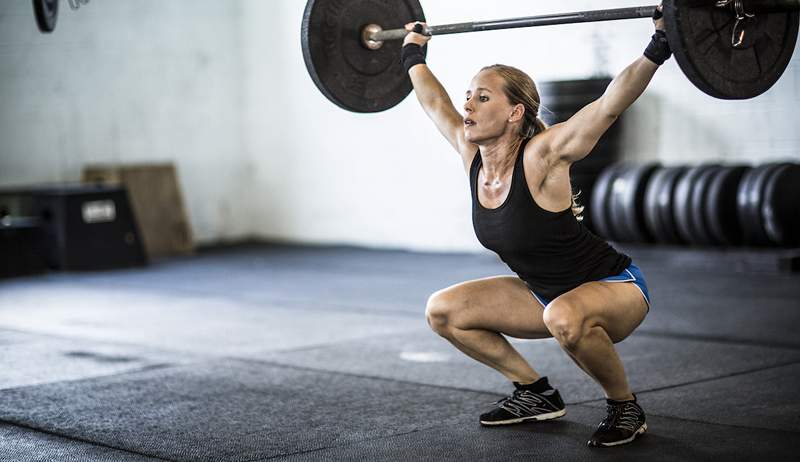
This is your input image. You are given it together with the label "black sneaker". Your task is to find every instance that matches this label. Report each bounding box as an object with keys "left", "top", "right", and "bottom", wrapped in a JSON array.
[
  {"left": 480, "top": 381, "right": 566, "bottom": 426},
  {"left": 587, "top": 395, "right": 647, "bottom": 447}
]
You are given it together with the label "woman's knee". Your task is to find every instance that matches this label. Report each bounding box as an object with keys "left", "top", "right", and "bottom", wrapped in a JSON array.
[
  {"left": 425, "top": 290, "right": 458, "bottom": 335},
  {"left": 542, "top": 299, "right": 586, "bottom": 350}
]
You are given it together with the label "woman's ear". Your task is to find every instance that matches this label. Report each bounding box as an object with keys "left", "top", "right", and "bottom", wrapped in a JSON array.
[{"left": 508, "top": 104, "right": 525, "bottom": 123}]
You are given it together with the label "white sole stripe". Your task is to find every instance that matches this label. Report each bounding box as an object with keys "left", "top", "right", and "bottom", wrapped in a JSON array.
[{"left": 480, "top": 408, "right": 566, "bottom": 426}]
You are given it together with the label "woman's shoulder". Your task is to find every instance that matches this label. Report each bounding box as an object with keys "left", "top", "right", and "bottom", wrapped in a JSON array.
[{"left": 522, "top": 130, "right": 562, "bottom": 171}]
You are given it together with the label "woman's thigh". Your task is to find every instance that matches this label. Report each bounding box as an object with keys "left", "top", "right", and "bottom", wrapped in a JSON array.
[
  {"left": 429, "top": 275, "right": 552, "bottom": 339},
  {"left": 551, "top": 281, "right": 648, "bottom": 343}
]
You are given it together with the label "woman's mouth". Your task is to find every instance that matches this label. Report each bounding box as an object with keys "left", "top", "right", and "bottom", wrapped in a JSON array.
[{"left": 464, "top": 118, "right": 475, "bottom": 127}]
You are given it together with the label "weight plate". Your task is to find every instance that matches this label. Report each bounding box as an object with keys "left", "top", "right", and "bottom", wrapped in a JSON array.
[
  {"left": 590, "top": 163, "right": 625, "bottom": 241},
  {"left": 606, "top": 165, "right": 633, "bottom": 242},
  {"left": 663, "top": 0, "right": 799, "bottom": 99},
  {"left": 742, "top": 163, "right": 784, "bottom": 245},
  {"left": 736, "top": 164, "right": 775, "bottom": 245},
  {"left": 762, "top": 163, "right": 800, "bottom": 246},
  {"left": 609, "top": 163, "right": 659, "bottom": 243},
  {"left": 33, "top": 0, "right": 59, "bottom": 33},
  {"left": 644, "top": 166, "right": 686, "bottom": 244},
  {"left": 673, "top": 165, "right": 715, "bottom": 244},
  {"left": 689, "top": 165, "right": 723, "bottom": 245},
  {"left": 704, "top": 165, "right": 748, "bottom": 246},
  {"left": 301, "top": 0, "right": 426, "bottom": 113},
  {"left": 735, "top": 165, "right": 758, "bottom": 244},
  {"left": 658, "top": 166, "right": 689, "bottom": 245}
]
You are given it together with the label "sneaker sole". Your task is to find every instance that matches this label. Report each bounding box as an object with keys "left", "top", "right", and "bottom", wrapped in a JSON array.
[
  {"left": 480, "top": 408, "right": 566, "bottom": 426},
  {"left": 591, "top": 423, "right": 648, "bottom": 447}
]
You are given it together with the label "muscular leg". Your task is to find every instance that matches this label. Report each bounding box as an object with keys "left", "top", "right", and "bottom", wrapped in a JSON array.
[
  {"left": 543, "top": 281, "right": 648, "bottom": 401},
  {"left": 425, "top": 275, "right": 553, "bottom": 383}
]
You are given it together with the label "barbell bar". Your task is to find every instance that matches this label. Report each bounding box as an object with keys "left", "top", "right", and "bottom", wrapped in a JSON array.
[
  {"left": 365, "top": 6, "right": 659, "bottom": 45},
  {"left": 301, "top": 0, "right": 800, "bottom": 112},
  {"left": 367, "top": 0, "right": 800, "bottom": 45}
]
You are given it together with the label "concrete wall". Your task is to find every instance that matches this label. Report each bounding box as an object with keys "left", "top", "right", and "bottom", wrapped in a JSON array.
[
  {"left": 2, "top": 0, "right": 799, "bottom": 250},
  {"left": 0, "top": 0, "right": 248, "bottom": 243}
]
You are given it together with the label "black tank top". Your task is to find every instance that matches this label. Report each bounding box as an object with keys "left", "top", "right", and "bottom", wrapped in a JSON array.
[{"left": 470, "top": 139, "right": 631, "bottom": 300}]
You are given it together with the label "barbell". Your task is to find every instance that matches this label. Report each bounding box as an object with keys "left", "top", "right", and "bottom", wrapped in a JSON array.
[{"left": 301, "top": 0, "right": 800, "bottom": 113}]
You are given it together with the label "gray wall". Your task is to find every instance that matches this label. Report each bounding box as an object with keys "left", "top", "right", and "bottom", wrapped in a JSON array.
[
  {"left": 2, "top": 0, "right": 799, "bottom": 250},
  {"left": 0, "top": 0, "right": 248, "bottom": 242}
]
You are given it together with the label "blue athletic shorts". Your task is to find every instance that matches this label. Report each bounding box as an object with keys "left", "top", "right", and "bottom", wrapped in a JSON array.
[{"left": 529, "top": 262, "right": 651, "bottom": 310}]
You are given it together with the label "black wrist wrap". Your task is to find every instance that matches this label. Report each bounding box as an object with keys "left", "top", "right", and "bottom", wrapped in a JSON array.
[
  {"left": 401, "top": 43, "right": 426, "bottom": 74},
  {"left": 643, "top": 30, "right": 671, "bottom": 65}
]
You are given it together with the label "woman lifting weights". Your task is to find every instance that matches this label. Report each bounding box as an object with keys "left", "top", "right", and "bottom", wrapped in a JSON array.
[{"left": 402, "top": 5, "right": 669, "bottom": 448}]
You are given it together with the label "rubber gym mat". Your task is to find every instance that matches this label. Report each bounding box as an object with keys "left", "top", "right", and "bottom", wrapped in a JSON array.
[
  {"left": 587, "top": 362, "right": 800, "bottom": 433},
  {"left": 0, "top": 423, "right": 160, "bottom": 462},
  {"left": 0, "top": 329, "right": 192, "bottom": 390},
  {"left": 0, "top": 359, "right": 493, "bottom": 461},
  {"left": 257, "top": 329, "right": 800, "bottom": 402},
  {"left": 277, "top": 405, "right": 800, "bottom": 462}
]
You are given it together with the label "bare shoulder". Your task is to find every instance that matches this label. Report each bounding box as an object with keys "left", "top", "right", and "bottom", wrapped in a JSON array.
[
  {"left": 531, "top": 122, "right": 572, "bottom": 160},
  {"left": 521, "top": 129, "right": 563, "bottom": 180}
]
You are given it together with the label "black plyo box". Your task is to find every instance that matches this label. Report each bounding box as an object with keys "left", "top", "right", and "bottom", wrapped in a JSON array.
[{"left": 34, "top": 185, "right": 147, "bottom": 270}]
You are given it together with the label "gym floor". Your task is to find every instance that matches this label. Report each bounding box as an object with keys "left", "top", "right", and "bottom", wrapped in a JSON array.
[{"left": 1, "top": 243, "right": 798, "bottom": 461}]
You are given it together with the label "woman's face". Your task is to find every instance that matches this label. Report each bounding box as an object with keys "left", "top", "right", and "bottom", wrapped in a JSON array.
[{"left": 463, "top": 70, "right": 521, "bottom": 144}]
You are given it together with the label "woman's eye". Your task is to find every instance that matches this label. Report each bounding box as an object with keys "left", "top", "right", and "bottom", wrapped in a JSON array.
[{"left": 479, "top": 96, "right": 489, "bottom": 102}]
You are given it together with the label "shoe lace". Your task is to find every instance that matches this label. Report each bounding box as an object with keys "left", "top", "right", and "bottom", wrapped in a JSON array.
[
  {"left": 599, "top": 402, "right": 639, "bottom": 433},
  {"left": 492, "top": 389, "right": 546, "bottom": 415},
  {"left": 491, "top": 388, "right": 525, "bottom": 406}
]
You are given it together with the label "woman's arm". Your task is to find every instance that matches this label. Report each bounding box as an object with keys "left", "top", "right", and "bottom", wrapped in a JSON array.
[
  {"left": 547, "top": 57, "right": 659, "bottom": 164},
  {"left": 545, "top": 6, "right": 666, "bottom": 164},
  {"left": 404, "top": 24, "right": 477, "bottom": 169}
]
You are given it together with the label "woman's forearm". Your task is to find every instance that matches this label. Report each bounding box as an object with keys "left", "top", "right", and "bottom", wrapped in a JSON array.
[
  {"left": 409, "top": 64, "right": 456, "bottom": 115},
  {"left": 600, "top": 56, "right": 659, "bottom": 118}
]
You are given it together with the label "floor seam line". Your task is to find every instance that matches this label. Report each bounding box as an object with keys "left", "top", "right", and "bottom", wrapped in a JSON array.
[
  {"left": 228, "top": 356, "right": 507, "bottom": 398},
  {"left": 635, "top": 329, "right": 800, "bottom": 351},
  {"left": 630, "top": 358, "right": 800, "bottom": 397},
  {"left": 254, "top": 426, "right": 434, "bottom": 461},
  {"left": 0, "top": 362, "right": 180, "bottom": 393},
  {"left": 0, "top": 419, "right": 174, "bottom": 461}
]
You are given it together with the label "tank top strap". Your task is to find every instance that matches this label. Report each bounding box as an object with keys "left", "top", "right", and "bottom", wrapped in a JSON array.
[{"left": 469, "top": 149, "right": 482, "bottom": 196}]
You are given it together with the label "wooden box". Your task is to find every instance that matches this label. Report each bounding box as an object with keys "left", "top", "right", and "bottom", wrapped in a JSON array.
[{"left": 82, "top": 164, "right": 193, "bottom": 258}]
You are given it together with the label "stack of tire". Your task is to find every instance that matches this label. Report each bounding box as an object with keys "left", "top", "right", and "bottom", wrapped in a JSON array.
[
  {"left": 589, "top": 162, "right": 800, "bottom": 247},
  {"left": 539, "top": 78, "right": 621, "bottom": 232}
]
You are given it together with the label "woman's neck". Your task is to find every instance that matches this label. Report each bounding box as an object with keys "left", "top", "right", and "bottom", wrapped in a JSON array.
[{"left": 479, "top": 134, "right": 523, "bottom": 182}]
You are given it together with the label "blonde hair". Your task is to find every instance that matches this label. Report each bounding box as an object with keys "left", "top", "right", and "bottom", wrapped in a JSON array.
[{"left": 482, "top": 64, "right": 583, "bottom": 221}]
